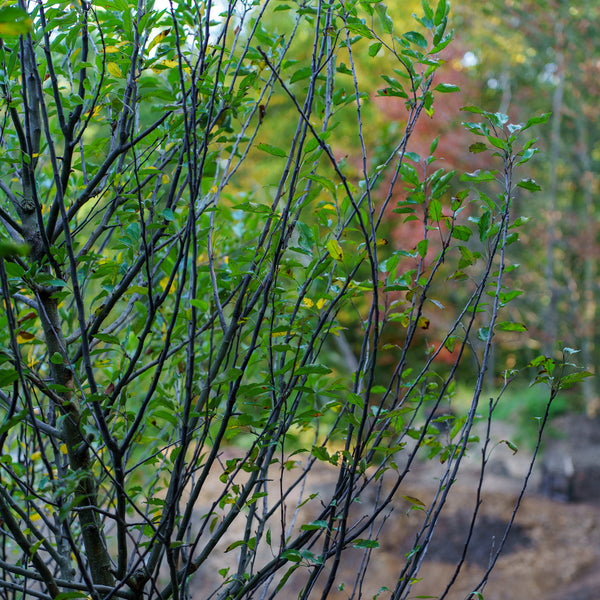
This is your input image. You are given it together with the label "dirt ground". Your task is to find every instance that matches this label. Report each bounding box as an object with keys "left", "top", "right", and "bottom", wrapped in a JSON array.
[{"left": 190, "top": 414, "right": 600, "bottom": 600}]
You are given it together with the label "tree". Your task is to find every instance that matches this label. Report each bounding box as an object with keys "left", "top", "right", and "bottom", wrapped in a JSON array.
[
  {"left": 454, "top": 0, "right": 600, "bottom": 413},
  {"left": 0, "top": 1, "right": 575, "bottom": 600}
]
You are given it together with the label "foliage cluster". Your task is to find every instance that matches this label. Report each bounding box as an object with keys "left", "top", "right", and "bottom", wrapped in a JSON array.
[{"left": 0, "top": 1, "right": 581, "bottom": 600}]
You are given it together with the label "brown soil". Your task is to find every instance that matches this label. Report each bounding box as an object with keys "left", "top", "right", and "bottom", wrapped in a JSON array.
[{"left": 189, "top": 414, "right": 600, "bottom": 600}]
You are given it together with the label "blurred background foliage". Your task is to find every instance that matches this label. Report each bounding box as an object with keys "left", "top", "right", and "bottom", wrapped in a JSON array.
[{"left": 230, "top": 0, "right": 600, "bottom": 430}]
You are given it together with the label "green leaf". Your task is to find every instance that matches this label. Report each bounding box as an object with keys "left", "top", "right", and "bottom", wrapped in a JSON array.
[
  {"left": 460, "top": 170, "right": 497, "bottom": 183},
  {"left": 404, "top": 31, "right": 427, "bottom": 48},
  {"left": 375, "top": 4, "right": 393, "bottom": 33},
  {"left": 400, "top": 162, "right": 420, "bottom": 186},
  {"left": 0, "top": 408, "right": 27, "bottom": 435},
  {"left": 486, "top": 136, "right": 507, "bottom": 151},
  {"left": 0, "top": 368, "right": 19, "bottom": 387},
  {"left": 499, "top": 290, "right": 523, "bottom": 303},
  {"left": 281, "top": 549, "right": 302, "bottom": 563},
  {"left": 517, "top": 179, "right": 541, "bottom": 192},
  {"left": 93, "top": 332, "right": 121, "bottom": 345},
  {"left": 50, "top": 352, "right": 64, "bottom": 365},
  {"left": 380, "top": 75, "right": 408, "bottom": 98},
  {"left": 421, "top": 0, "right": 434, "bottom": 20},
  {"left": 311, "top": 446, "right": 330, "bottom": 462},
  {"left": 429, "top": 137, "right": 439, "bottom": 155},
  {"left": 458, "top": 246, "right": 480, "bottom": 268},
  {"left": 224, "top": 539, "right": 246, "bottom": 553},
  {"left": 257, "top": 143, "right": 287, "bottom": 157},
  {"left": 522, "top": 112, "right": 551, "bottom": 131},
  {"left": 435, "top": 83, "right": 460, "bottom": 93},
  {"left": 290, "top": 66, "right": 313, "bottom": 84},
  {"left": 452, "top": 225, "right": 472, "bottom": 241},
  {"left": 516, "top": 147, "right": 539, "bottom": 166},
  {"left": 214, "top": 367, "right": 244, "bottom": 384},
  {"left": 434, "top": 0, "right": 449, "bottom": 26},
  {"left": 416, "top": 239, "right": 428, "bottom": 258},
  {"left": 353, "top": 538, "right": 380, "bottom": 549},
  {"left": 368, "top": 42, "right": 383, "bottom": 57},
  {"left": 54, "top": 593, "right": 90, "bottom": 600},
  {"left": 0, "top": 7, "right": 32, "bottom": 36},
  {"left": 495, "top": 321, "right": 527, "bottom": 332},
  {"left": 347, "top": 392, "right": 364, "bottom": 409},
  {"left": 477, "top": 327, "right": 490, "bottom": 342},
  {"left": 0, "top": 241, "right": 29, "bottom": 258},
  {"left": 306, "top": 174, "right": 336, "bottom": 195},
  {"left": 295, "top": 364, "right": 332, "bottom": 376},
  {"left": 428, "top": 199, "right": 442, "bottom": 221},
  {"left": 345, "top": 15, "right": 373, "bottom": 38},
  {"left": 300, "top": 520, "right": 329, "bottom": 531},
  {"left": 468, "top": 142, "right": 487, "bottom": 154},
  {"left": 460, "top": 105, "right": 485, "bottom": 114},
  {"left": 478, "top": 210, "right": 491, "bottom": 241},
  {"left": 500, "top": 439, "right": 518, "bottom": 455},
  {"left": 559, "top": 371, "right": 593, "bottom": 389}
]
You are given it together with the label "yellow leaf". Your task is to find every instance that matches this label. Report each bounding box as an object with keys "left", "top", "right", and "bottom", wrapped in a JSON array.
[
  {"left": 59, "top": 444, "right": 68, "bottom": 455},
  {"left": 316, "top": 298, "right": 326, "bottom": 309},
  {"left": 93, "top": 303, "right": 106, "bottom": 317},
  {"left": 160, "top": 276, "right": 175, "bottom": 293},
  {"left": 16, "top": 330, "right": 35, "bottom": 343},
  {"left": 148, "top": 28, "right": 171, "bottom": 52},
  {"left": 160, "top": 59, "right": 178, "bottom": 69},
  {"left": 403, "top": 495, "right": 425, "bottom": 507},
  {"left": 104, "top": 45, "right": 120, "bottom": 53},
  {"left": 89, "top": 105, "right": 101, "bottom": 118},
  {"left": 162, "top": 173, "right": 169, "bottom": 184},
  {"left": 326, "top": 239, "right": 343, "bottom": 261},
  {"left": 302, "top": 298, "right": 314, "bottom": 308},
  {"left": 106, "top": 62, "right": 122, "bottom": 78}
]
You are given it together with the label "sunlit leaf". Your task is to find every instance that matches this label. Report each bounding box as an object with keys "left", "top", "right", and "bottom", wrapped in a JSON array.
[
  {"left": 0, "top": 7, "right": 32, "bottom": 36},
  {"left": 326, "top": 238, "right": 343, "bottom": 260},
  {"left": 106, "top": 62, "right": 122, "bottom": 78},
  {"left": 148, "top": 28, "right": 171, "bottom": 52}
]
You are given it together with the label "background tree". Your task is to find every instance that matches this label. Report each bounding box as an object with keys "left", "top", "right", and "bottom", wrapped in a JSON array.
[
  {"left": 453, "top": 0, "right": 600, "bottom": 414},
  {"left": 0, "top": 1, "right": 577, "bottom": 600}
]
